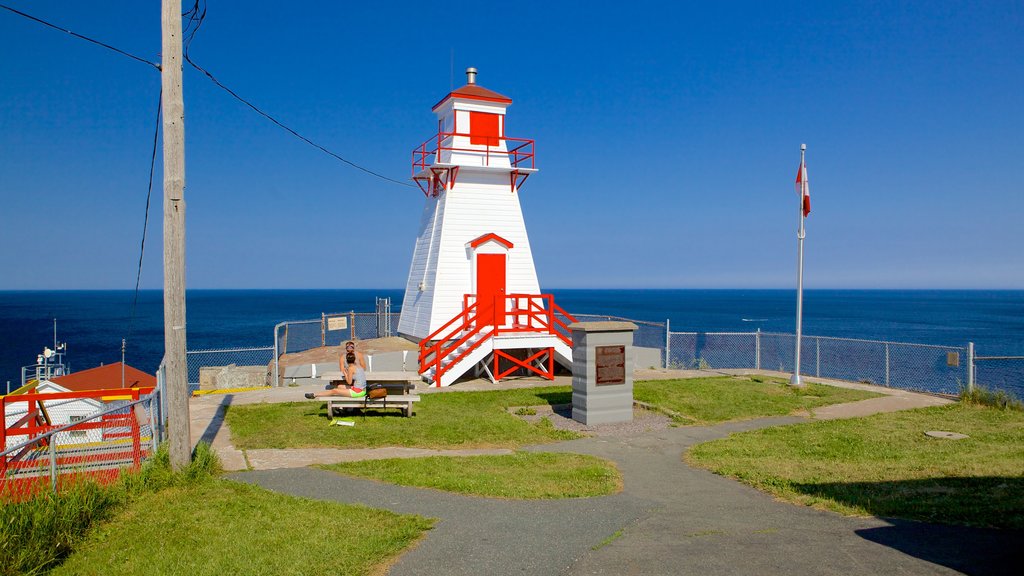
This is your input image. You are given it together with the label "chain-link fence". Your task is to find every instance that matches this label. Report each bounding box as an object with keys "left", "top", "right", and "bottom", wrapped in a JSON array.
[
  {"left": 274, "top": 311, "right": 404, "bottom": 359},
  {"left": 1, "top": 385, "right": 161, "bottom": 501},
  {"left": 185, "top": 347, "right": 275, "bottom": 394},
  {"left": 666, "top": 331, "right": 969, "bottom": 396},
  {"left": 973, "top": 355, "right": 1024, "bottom": 400},
  {"left": 573, "top": 314, "right": 668, "bottom": 365}
]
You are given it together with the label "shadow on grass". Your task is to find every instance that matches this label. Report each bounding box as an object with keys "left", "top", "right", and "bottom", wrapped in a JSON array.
[
  {"left": 791, "top": 476, "right": 1024, "bottom": 530},
  {"left": 856, "top": 518, "right": 1024, "bottom": 576},
  {"left": 534, "top": 391, "right": 572, "bottom": 406},
  {"left": 788, "top": 477, "right": 1024, "bottom": 574}
]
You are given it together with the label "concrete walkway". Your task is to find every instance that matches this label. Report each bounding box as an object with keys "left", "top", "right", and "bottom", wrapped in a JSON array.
[
  {"left": 230, "top": 415, "right": 1021, "bottom": 576},
  {"left": 191, "top": 373, "right": 1022, "bottom": 574}
]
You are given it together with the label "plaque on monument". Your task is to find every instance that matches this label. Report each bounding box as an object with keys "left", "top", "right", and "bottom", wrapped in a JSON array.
[{"left": 595, "top": 345, "right": 626, "bottom": 385}]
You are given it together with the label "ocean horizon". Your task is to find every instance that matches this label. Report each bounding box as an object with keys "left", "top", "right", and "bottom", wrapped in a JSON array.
[{"left": 2, "top": 289, "right": 1022, "bottom": 390}]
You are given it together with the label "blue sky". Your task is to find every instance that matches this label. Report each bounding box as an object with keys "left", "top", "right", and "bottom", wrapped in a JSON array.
[{"left": 1, "top": 1, "right": 1021, "bottom": 290}]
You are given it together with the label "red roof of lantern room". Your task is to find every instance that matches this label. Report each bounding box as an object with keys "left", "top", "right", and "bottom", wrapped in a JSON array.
[
  {"left": 432, "top": 83, "right": 513, "bottom": 111},
  {"left": 50, "top": 362, "right": 156, "bottom": 392}
]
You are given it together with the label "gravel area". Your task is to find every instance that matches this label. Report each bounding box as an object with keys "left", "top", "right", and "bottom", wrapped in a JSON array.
[{"left": 509, "top": 402, "right": 673, "bottom": 436}]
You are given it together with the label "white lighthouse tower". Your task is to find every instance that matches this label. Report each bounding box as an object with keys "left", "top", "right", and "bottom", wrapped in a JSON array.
[{"left": 399, "top": 68, "right": 575, "bottom": 387}]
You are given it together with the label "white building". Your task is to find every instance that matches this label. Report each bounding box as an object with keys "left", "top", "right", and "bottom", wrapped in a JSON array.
[{"left": 399, "top": 68, "right": 574, "bottom": 387}]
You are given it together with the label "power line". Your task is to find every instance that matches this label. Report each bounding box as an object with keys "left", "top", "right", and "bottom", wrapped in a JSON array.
[
  {"left": 181, "top": 1, "right": 413, "bottom": 188},
  {"left": 127, "top": 90, "right": 163, "bottom": 343},
  {"left": 0, "top": 3, "right": 160, "bottom": 71}
]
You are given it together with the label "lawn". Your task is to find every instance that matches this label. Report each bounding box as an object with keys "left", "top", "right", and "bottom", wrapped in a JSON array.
[
  {"left": 228, "top": 378, "right": 880, "bottom": 451},
  {"left": 50, "top": 480, "right": 434, "bottom": 576},
  {"left": 633, "top": 376, "right": 881, "bottom": 424},
  {"left": 688, "top": 403, "right": 1024, "bottom": 528},
  {"left": 226, "top": 386, "right": 581, "bottom": 450},
  {"left": 320, "top": 452, "right": 622, "bottom": 499}
]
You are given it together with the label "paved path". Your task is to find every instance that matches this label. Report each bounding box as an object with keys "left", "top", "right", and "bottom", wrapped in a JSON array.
[
  {"left": 231, "top": 415, "right": 1021, "bottom": 575},
  {"left": 200, "top": 373, "right": 1021, "bottom": 574}
]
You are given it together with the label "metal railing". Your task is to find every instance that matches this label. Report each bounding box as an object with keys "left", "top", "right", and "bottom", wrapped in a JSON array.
[
  {"left": 666, "top": 331, "right": 971, "bottom": 396},
  {"left": 972, "top": 354, "right": 1024, "bottom": 400},
  {"left": 179, "top": 307, "right": 1018, "bottom": 400},
  {"left": 272, "top": 311, "right": 402, "bottom": 386},
  {"left": 573, "top": 314, "right": 669, "bottom": 366},
  {"left": 1, "top": 384, "right": 162, "bottom": 500},
  {"left": 412, "top": 131, "right": 536, "bottom": 173},
  {"left": 186, "top": 347, "right": 274, "bottom": 394}
]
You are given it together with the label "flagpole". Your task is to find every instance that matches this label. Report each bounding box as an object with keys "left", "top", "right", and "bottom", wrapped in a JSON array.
[{"left": 790, "top": 143, "right": 807, "bottom": 387}]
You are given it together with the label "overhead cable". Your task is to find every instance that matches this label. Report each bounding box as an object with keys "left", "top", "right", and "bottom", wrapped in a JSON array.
[
  {"left": 0, "top": 3, "right": 160, "bottom": 70},
  {"left": 127, "top": 90, "right": 163, "bottom": 343},
  {"left": 181, "top": 1, "right": 413, "bottom": 188}
]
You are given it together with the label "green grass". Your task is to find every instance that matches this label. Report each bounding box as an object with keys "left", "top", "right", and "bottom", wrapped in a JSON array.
[
  {"left": 50, "top": 481, "right": 433, "bottom": 576},
  {"left": 960, "top": 383, "right": 1024, "bottom": 411},
  {"left": 226, "top": 386, "right": 581, "bottom": 450},
  {"left": 1, "top": 443, "right": 222, "bottom": 576},
  {"left": 633, "top": 377, "right": 881, "bottom": 425},
  {"left": 321, "top": 452, "right": 621, "bottom": 499},
  {"left": 688, "top": 403, "right": 1024, "bottom": 528}
]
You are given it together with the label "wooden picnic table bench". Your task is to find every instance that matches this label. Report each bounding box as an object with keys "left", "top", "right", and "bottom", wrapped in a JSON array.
[
  {"left": 318, "top": 370, "right": 422, "bottom": 417},
  {"left": 325, "top": 394, "right": 421, "bottom": 417}
]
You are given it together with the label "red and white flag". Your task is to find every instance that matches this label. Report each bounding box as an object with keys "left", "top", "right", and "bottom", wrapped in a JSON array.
[{"left": 795, "top": 158, "right": 811, "bottom": 217}]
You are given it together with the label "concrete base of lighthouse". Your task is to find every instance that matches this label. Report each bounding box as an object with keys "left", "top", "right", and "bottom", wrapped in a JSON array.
[{"left": 569, "top": 322, "right": 638, "bottom": 425}]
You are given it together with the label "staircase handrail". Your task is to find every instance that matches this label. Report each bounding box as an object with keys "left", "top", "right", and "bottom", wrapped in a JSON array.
[
  {"left": 419, "top": 301, "right": 479, "bottom": 364},
  {"left": 417, "top": 293, "right": 577, "bottom": 386},
  {"left": 420, "top": 301, "right": 497, "bottom": 385}
]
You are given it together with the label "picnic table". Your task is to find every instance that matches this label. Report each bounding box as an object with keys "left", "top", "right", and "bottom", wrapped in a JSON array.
[{"left": 317, "top": 370, "right": 422, "bottom": 417}]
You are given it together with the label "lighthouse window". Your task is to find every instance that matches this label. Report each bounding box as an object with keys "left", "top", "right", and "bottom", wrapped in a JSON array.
[{"left": 469, "top": 111, "right": 500, "bottom": 146}]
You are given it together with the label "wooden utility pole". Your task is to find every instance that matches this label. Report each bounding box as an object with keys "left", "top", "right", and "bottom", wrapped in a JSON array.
[{"left": 162, "top": 0, "right": 190, "bottom": 470}]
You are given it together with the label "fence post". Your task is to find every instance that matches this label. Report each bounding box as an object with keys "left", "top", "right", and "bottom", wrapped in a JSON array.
[
  {"left": 755, "top": 329, "right": 761, "bottom": 370},
  {"left": 0, "top": 396, "right": 6, "bottom": 476},
  {"left": 150, "top": 394, "right": 159, "bottom": 454},
  {"left": 815, "top": 337, "right": 820, "bottom": 377},
  {"left": 664, "top": 319, "right": 671, "bottom": 369},
  {"left": 967, "top": 342, "right": 975, "bottom": 393},
  {"left": 49, "top": 439, "right": 57, "bottom": 493},
  {"left": 884, "top": 342, "right": 890, "bottom": 387},
  {"left": 321, "top": 313, "right": 326, "bottom": 347},
  {"left": 273, "top": 323, "right": 280, "bottom": 388},
  {"left": 350, "top": 311, "right": 356, "bottom": 340}
]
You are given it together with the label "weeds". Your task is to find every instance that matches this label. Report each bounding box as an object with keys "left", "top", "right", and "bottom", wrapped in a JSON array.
[
  {"left": 0, "top": 443, "right": 221, "bottom": 576},
  {"left": 960, "top": 384, "right": 1024, "bottom": 411}
]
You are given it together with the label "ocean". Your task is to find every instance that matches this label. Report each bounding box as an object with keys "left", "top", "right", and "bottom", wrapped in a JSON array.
[{"left": 1, "top": 289, "right": 1022, "bottom": 392}]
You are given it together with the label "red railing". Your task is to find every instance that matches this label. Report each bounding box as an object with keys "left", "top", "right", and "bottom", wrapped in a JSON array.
[
  {"left": 1, "top": 387, "right": 154, "bottom": 500},
  {"left": 418, "top": 301, "right": 493, "bottom": 387},
  {"left": 412, "top": 132, "right": 535, "bottom": 174},
  {"left": 418, "top": 294, "right": 576, "bottom": 386}
]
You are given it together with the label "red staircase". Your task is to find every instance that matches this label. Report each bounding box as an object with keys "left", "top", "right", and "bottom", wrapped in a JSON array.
[{"left": 418, "top": 294, "right": 576, "bottom": 387}]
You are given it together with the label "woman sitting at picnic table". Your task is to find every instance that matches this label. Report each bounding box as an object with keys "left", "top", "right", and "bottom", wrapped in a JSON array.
[
  {"left": 305, "top": 352, "right": 366, "bottom": 399},
  {"left": 342, "top": 340, "right": 366, "bottom": 370}
]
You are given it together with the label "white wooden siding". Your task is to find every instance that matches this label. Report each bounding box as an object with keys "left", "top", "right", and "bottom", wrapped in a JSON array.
[{"left": 399, "top": 169, "right": 540, "bottom": 340}]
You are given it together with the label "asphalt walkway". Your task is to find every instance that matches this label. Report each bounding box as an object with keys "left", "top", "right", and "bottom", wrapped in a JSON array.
[{"left": 199, "top": 373, "right": 1022, "bottom": 575}]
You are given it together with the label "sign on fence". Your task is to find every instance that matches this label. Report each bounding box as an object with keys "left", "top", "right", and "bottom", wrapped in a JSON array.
[{"left": 327, "top": 316, "right": 348, "bottom": 331}]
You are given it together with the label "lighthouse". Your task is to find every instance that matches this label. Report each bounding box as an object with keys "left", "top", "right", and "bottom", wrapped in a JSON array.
[{"left": 399, "top": 68, "right": 575, "bottom": 387}]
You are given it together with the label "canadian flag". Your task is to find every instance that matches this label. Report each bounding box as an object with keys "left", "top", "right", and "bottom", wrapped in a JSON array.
[{"left": 795, "top": 158, "right": 810, "bottom": 217}]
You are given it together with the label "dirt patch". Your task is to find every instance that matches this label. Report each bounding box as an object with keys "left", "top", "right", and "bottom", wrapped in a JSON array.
[{"left": 508, "top": 403, "right": 673, "bottom": 436}]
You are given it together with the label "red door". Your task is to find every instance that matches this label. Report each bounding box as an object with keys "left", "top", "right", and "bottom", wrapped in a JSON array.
[{"left": 476, "top": 254, "right": 506, "bottom": 327}]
